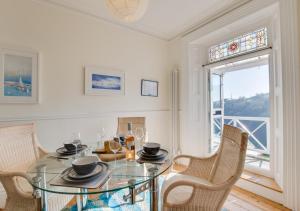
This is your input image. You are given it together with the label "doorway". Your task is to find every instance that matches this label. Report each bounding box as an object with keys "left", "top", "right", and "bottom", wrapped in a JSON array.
[{"left": 210, "top": 55, "right": 272, "bottom": 175}]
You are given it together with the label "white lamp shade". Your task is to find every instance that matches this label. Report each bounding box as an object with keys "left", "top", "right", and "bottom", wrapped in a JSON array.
[{"left": 105, "top": 0, "right": 149, "bottom": 22}]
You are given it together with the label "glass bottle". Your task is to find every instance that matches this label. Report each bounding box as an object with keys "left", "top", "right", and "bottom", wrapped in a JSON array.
[{"left": 125, "top": 122, "right": 135, "bottom": 160}]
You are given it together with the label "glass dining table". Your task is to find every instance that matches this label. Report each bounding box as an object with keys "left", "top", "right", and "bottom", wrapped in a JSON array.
[{"left": 26, "top": 146, "right": 171, "bottom": 211}]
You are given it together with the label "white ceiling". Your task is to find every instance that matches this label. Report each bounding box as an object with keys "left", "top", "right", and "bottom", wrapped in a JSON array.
[{"left": 37, "top": 0, "right": 245, "bottom": 40}]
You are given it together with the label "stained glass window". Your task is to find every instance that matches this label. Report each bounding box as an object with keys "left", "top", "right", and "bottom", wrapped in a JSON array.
[{"left": 209, "top": 28, "right": 268, "bottom": 62}]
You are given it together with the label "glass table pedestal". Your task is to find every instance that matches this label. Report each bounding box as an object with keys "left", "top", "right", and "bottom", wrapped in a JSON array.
[{"left": 74, "top": 172, "right": 159, "bottom": 211}]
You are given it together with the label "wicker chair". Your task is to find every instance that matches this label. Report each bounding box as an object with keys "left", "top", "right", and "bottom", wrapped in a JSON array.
[
  {"left": 0, "top": 123, "right": 72, "bottom": 211},
  {"left": 162, "top": 125, "right": 248, "bottom": 211},
  {"left": 117, "top": 117, "right": 145, "bottom": 135}
]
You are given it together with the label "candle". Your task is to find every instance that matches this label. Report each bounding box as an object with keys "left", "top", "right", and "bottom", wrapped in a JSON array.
[{"left": 126, "top": 148, "right": 135, "bottom": 161}]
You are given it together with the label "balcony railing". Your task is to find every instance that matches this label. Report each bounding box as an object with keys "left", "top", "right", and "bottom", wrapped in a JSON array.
[{"left": 212, "top": 115, "right": 270, "bottom": 155}]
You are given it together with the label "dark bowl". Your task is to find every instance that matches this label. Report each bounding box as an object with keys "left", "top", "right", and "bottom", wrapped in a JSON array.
[
  {"left": 143, "top": 142, "right": 160, "bottom": 155},
  {"left": 64, "top": 142, "right": 76, "bottom": 151},
  {"left": 72, "top": 156, "right": 98, "bottom": 175}
]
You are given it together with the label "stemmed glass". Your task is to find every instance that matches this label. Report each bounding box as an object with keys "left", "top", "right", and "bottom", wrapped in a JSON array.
[
  {"left": 109, "top": 138, "right": 121, "bottom": 168},
  {"left": 98, "top": 128, "right": 106, "bottom": 147},
  {"left": 134, "top": 127, "right": 145, "bottom": 152},
  {"left": 96, "top": 128, "right": 106, "bottom": 149},
  {"left": 72, "top": 132, "right": 81, "bottom": 158}
]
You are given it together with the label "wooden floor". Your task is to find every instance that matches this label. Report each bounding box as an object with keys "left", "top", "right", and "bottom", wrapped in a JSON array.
[
  {"left": 225, "top": 187, "right": 290, "bottom": 211},
  {"left": 241, "top": 170, "right": 282, "bottom": 193}
]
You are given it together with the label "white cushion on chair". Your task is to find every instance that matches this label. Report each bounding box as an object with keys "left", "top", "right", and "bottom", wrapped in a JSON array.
[
  {"left": 15, "top": 177, "right": 33, "bottom": 194},
  {"left": 161, "top": 172, "right": 213, "bottom": 205}
]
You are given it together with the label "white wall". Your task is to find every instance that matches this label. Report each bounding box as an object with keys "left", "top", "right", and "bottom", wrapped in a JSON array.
[
  {"left": 0, "top": 0, "right": 171, "bottom": 151},
  {"left": 299, "top": 1, "right": 300, "bottom": 56},
  {"left": 168, "top": 0, "right": 300, "bottom": 208},
  {"left": 297, "top": 2, "right": 300, "bottom": 210}
]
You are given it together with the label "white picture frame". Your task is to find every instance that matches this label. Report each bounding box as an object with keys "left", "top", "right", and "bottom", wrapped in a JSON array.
[
  {"left": 0, "top": 47, "right": 39, "bottom": 104},
  {"left": 141, "top": 79, "right": 158, "bottom": 97},
  {"left": 85, "top": 65, "right": 125, "bottom": 96}
]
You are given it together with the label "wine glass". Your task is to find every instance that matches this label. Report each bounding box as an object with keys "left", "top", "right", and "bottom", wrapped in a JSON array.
[
  {"left": 72, "top": 132, "right": 81, "bottom": 158},
  {"left": 134, "top": 127, "right": 145, "bottom": 152},
  {"left": 109, "top": 138, "right": 121, "bottom": 167},
  {"left": 100, "top": 128, "right": 106, "bottom": 142},
  {"left": 96, "top": 133, "right": 104, "bottom": 149},
  {"left": 95, "top": 127, "right": 106, "bottom": 150}
]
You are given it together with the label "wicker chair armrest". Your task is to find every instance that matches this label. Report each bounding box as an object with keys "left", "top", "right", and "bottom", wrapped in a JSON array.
[
  {"left": 173, "top": 153, "right": 217, "bottom": 163},
  {"left": 0, "top": 171, "right": 34, "bottom": 199},
  {"left": 163, "top": 174, "right": 230, "bottom": 209},
  {"left": 0, "top": 171, "right": 27, "bottom": 177},
  {"left": 38, "top": 146, "right": 48, "bottom": 158},
  {"left": 32, "top": 132, "right": 48, "bottom": 158},
  {"left": 173, "top": 153, "right": 218, "bottom": 179}
]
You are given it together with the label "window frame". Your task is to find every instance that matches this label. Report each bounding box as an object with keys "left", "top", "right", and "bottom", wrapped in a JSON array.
[{"left": 208, "top": 49, "right": 275, "bottom": 177}]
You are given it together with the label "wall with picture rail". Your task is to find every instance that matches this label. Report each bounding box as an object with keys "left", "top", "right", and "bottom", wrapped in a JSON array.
[
  {"left": 167, "top": 0, "right": 300, "bottom": 209},
  {"left": 0, "top": 0, "right": 172, "bottom": 151}
]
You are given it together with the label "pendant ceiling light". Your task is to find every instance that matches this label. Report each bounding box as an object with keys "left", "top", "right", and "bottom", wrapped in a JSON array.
[{"left": 105, "top": 0, "right": 149, "bottom": 22}]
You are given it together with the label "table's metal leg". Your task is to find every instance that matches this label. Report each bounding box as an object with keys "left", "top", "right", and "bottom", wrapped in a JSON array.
[
  {"left": 127, "top": 179, "right": 136, "bottom": 205},
  {"left": 76, "top": 188, "right": 88, "bottom": 211},
  {"left": 41, "top": 171, "right": 48, "bottom": 211},
  {"left": 129, "top": 186, "right": 135, "bottom": 204},
  {"left": 34, "top": 165, "right": 48, "bottom": 211},
  {"left": 105, "top": 181, "right": 110, "bottom": 199},
  {"left": 41, "top": 191, "right": 48, "bottom": 211},
  {"left": 82, "top": 188, "right": 88, "bottom": 208},
  {"left": 148, "top": 166, "right": 159, "bottom": 211},
  {"left": 76, "top": 194, "right": 82, "bottom": 211},
  {"left": 32, "top": 176, "right": 42, "bottom": 211},
  {"left": 150, "top": 177, "right": 159, "bottom": 211}
]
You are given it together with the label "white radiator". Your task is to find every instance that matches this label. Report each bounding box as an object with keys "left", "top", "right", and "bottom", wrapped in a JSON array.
[{"left": 171, "top": 69, "right": 180, "bottom": 157}]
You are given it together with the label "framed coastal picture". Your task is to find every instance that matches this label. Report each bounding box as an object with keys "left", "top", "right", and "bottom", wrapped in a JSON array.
[
  {"left": 141, "top": 79, "right": 158, "bottom": 97},
  {"left": 0, "top": 47, "right": 39, "bottom": 103},
  {"left": 85, "top": 66, "right": 125, "bottom": 95}
]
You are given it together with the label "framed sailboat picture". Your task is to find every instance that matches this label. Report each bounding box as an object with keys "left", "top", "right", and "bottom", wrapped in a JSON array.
[{"left": 0, "top": 47, "right": 39, "bottom": 103}]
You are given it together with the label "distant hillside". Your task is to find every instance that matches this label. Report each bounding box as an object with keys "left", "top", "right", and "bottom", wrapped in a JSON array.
[
  {"left": 224, "top": 93, "right": 270, "bottom": 117},
  {"left": 213, "top": 93, "right": 270, "bottom": 150}
]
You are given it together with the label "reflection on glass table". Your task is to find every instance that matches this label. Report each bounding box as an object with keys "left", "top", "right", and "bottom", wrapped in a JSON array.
[{"left": 26, "top": 147, "right": 171, "bottom": 211}]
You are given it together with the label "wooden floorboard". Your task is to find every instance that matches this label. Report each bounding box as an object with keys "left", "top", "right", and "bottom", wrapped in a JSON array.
[
  {"left": 226, "top": 186, "right": 290, "bottom": 211},
  {"left": 241, "top": 170, "right": 282, "bottom": 193}
]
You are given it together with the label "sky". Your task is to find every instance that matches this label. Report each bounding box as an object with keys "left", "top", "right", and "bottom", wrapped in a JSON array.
[
  {"left": 4, "top": 54, "right": 32, "bottom": 76},
  {"left": 223, "top": 64, "right": 269, "bottom": 99},
  {"left": 92, "top": 74, "right": 121, "bottom": 90}
]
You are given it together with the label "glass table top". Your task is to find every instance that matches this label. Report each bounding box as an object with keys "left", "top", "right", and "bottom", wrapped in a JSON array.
[{"left": 26, "top": 150, "right": 171, "bottom": 195}]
